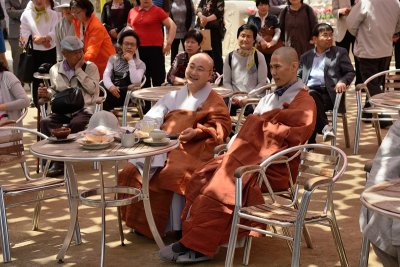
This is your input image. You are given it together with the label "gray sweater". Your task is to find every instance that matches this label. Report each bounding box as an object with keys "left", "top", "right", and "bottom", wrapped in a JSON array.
[{"left": 0, "top": 71, "right": 30, "bottom": 124}]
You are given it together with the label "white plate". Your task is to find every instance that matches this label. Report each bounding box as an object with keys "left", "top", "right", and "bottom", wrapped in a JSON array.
[
  {"left": 48, "top": 134, "right": 77, "bottom": 143},
  {"left": 143, "top": 137, "right": 170, "bottom": 146},
  {"left": 76, "top": 137, "right": 114, "bottom": 150}
]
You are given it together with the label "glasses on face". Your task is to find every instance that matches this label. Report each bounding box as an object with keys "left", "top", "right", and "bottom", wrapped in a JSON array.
[
  {"left": 122, "top": 42, "right": 137, "bottom": 47},
  {"left": 320, "top": 33, "right": 333, "bottom": 39},
  {"left": 187, "top": 64, "right": 210, "bottom": 73}
]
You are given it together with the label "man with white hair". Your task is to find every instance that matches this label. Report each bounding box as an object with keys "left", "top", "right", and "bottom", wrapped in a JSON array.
[{"left": 38, "top": 36, "right": 99, "bottom": 177}]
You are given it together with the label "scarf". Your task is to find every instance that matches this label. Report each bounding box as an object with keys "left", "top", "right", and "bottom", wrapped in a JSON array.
[
  {"left": 34, "top": 8, "right": 49, "bottom": 23},
  {"left": 237, "top": 47, "right": 256, "bottom": 71}
]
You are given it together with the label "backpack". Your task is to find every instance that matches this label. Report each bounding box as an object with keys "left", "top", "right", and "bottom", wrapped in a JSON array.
[{"left": 228, "top": 51, "right": 259, "bottom": 69}]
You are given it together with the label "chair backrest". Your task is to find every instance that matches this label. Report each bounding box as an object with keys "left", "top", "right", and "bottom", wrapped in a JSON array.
[
  {"left": 0, "top": 124, "right": 48, "bottom": 179},
  {"left": 259, "top": 144, "right": 347, "bottom": 208}
]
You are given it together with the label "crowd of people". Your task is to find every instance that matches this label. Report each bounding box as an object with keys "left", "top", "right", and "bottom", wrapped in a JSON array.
[{"left": 0, "top": 0, "right": 400, "bottom": 265}]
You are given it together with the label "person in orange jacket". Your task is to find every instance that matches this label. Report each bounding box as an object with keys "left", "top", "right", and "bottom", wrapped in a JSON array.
[{"left": 70, "top": 0, "right": 116, "bottom": 79}]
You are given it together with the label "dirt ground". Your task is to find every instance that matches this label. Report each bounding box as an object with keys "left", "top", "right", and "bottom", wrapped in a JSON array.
[{"left": 0, "top": 89, "right": 389, "bottom": 267}]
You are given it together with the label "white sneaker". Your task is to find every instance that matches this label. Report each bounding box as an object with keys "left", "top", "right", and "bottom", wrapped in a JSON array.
[{"left": 322, "top": 125, "right": 335, "bottom": 142}]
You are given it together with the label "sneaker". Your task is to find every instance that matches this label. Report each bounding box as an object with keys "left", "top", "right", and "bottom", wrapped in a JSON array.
[
  {"left": 322, "top": 125, "right": 335, "bottom": 142},
  {"left": 159, "top": 242, "right": 188, "bottom": 262}
]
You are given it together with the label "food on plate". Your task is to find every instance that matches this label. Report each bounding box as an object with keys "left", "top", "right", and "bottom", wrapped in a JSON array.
[
  {"left": 135, "top": 130, "right": 149, "bottom": 139},
  {"left": 81, "top": 134, "right": 113, "bottom": 144}
]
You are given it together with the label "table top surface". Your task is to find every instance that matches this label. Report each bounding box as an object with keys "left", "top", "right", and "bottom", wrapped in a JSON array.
[
  {"left": 131, "top": 85, "right": 233, "bottom": 101},
  {"left": 30, "top": 138, "right": 179, "bottom": 162},
  {"left": 361, "top": 179, "right": 400, "bottom": 219},
  {"left": 369, "top": 91, "right": 400, "bottom": 110}
]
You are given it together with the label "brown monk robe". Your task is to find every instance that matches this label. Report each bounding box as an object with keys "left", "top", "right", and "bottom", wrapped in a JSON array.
[
  {"left": 117, "top": 90, "right": 231, "bottom": 239},
  {"left": 179, "top": 88, "right": 316, "bottom": 257}
]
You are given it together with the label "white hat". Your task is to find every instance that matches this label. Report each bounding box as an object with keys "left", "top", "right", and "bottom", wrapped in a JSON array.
[{"left": 54, "top": 0, "right": 71, "bottom": 12}]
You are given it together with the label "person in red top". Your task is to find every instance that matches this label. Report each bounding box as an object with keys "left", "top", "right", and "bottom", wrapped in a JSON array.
[
  {"left": 127, "top": 0, "right": 176, "bottom": 88},
  {"left": 70, "top": 0, "right": 116, "bottom": 79}
]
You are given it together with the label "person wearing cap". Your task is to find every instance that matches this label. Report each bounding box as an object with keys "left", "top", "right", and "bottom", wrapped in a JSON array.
[
  {"left": 102, "top": 29, "right": 146, "bottom": 111},
  {"left": 70, "top": 0, "right": 116, "bottom": 80},
  {"left": 38, "top": 36, "right": 100, "bottom": 177},
  {"left": 55, "top": 0, "right": 76, "bottom": 62}
]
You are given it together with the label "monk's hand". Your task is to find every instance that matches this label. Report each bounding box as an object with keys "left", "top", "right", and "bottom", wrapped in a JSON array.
[
  {"left": 109, "top": 85, "right": 121, "bottom": 98},
  {"left": 179, "top": 128, "right": 198, "bottom": 142},
  {"left": 109, "top": 29, "right": 118, "bottom": 39},
  {"left": 335, "top": 82, "right": 347, "bottom": 93}
]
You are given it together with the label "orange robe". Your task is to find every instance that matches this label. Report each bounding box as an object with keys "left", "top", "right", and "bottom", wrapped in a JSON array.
[
  {"left": 180, "top": 89, "right": 317, "bottom": 257},
  {"left": 118, "top": 90, "right": 231, "bottom": 238}
]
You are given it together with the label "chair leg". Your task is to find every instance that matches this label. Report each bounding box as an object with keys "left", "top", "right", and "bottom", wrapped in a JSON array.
[
  {"left": 32, "top": 191, "right": 44, "bottom": 231},
  {"left": 242, "top": 236, "right": 252, "bottom": 266},
  {"left": 341, "top": 113, "right": 350, "bottom": 148},
  {"left": 225, "top": 210, "right": 240, "bottom": 267},
  {"left": 358, "top": 235, "right": 370, "bottom": 267},
  {"left": 0, "top": 189, "right": 11, "bottom": 263},
  {"left": 372, "top": 117, "right": 383, "bottom": 145},
  {"left": 329, "top": 216, "right": 349, "bottom": 267},
  {"left": 291, "top": 222, "right": 303, "bottom": 267},
  {"left": 100, "top": 206, "right": 106, "bottom": 267},
  {"left": 302, "top": 225, "right": 313, "bottom": 249},
  {"left": 353, "top": 92, "right": 362, "bottom": 154}
]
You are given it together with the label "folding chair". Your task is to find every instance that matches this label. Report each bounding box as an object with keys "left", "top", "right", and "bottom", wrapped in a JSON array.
[{"left": 225, "top": 143, "right": 349, "bottom": 267}]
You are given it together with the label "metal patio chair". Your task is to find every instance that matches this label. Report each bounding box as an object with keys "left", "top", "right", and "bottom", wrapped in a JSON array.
[
  {"left": 225, "top": 143, "right": 349, "bottom": 267},
  {"left": 353, "top": 69, "right": 400, "bottom": 154},
  {"left": 0, "top": 122, "right": 80, "bottom": 262}
]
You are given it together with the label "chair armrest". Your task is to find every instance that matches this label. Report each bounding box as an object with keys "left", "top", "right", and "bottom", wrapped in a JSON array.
[
  {"left": 355, "top": 83, "right": 367, "bottom": 92},
  {"left": 304, "top": 176, "right": 331, "bottom": 191},
  {"left": 214, "top": 144, "right": 227, "bottom": 155},
  {"left": 234, "top": 165, "right": 262, "bottom": 179},
  {"left": 95, "top": 96, "right": 105, "bottom": 105}
]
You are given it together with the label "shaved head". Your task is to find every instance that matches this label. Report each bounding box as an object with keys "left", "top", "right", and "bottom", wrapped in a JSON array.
[
  {"left": 272, "top": 47, "right": 299, "bottom": 65},
  {"left": 190, "top": 53, "right": 214, "bottom": 70},
  {"left": 269, "top": 47, "right": 299, "bottom": 87}
]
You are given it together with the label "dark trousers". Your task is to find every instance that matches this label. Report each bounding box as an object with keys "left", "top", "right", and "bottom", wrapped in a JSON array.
[
  {"left": 263, "top": 53, "right": 272, "bottom": 81},
  {"left": 40, "top": 109, "right": 92, "bottom": 137},
  {"left": 32, "top": 48, "right": 57, "bottom": 108},
  {"left": 102, "top": 87, "right": 128, "bottom": 111},
  {"left": 138, "top": 46, "right": 166, "bottom": 88},
  {"left": 336, "top": 31, "right": 362, "bottom": 84},
  {"left": 171, "top": 38, "right": 184, "bottom": 66},
  {"left": 308, "top": 86, "right": 333, "bottom": 144},
  {"left": 395, "top": 40, "right": 400, "bottom": 69},
  {"left": 205, "top": 28, "right": 223, "bottom": 74},
  {"left": 357, "top": 56, "right": 391, "bottom": 107}
]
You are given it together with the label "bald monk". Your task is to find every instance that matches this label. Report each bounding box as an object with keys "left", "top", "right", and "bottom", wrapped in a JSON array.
[
  {"left": 159, "top": 47, "right": 317, "bottom": 264},
  {"left": 118, "top": 53, "right": 231, "bottom": 239}
]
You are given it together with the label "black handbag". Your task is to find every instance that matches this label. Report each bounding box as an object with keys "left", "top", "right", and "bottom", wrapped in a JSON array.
[
  {"left": 17, "top": 35, "right": 34, "bottom": 83},
  {"left": 51, "top": 87, "right": 85, "bottom": 114}
]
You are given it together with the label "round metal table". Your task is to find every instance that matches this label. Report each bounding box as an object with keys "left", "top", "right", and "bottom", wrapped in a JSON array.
[{"left": 30, "top": 138, "right": 179, "bottom": 266}]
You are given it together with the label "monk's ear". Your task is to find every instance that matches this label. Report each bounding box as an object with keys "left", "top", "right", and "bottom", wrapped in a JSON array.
[{"left": 291, "top": 61, "right": 299, "bottom": 72}]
